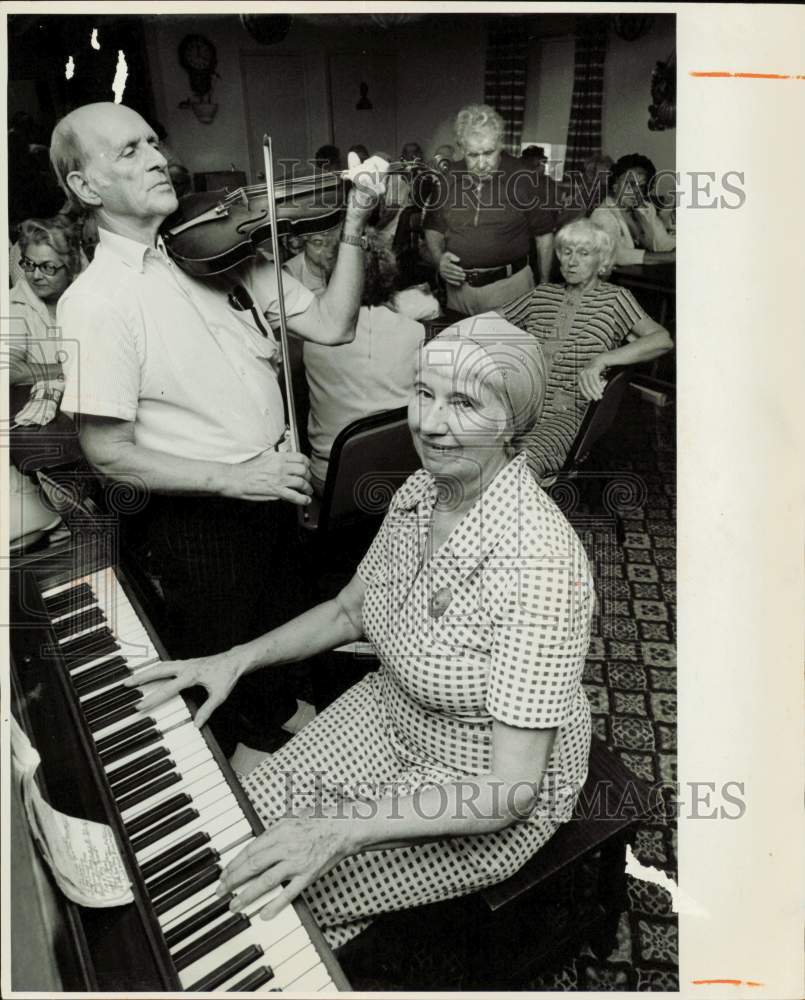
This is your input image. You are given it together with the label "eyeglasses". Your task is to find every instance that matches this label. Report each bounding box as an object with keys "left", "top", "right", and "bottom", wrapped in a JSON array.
[{"left": 20, "top": 257, "right": 66, "bottom": 277}]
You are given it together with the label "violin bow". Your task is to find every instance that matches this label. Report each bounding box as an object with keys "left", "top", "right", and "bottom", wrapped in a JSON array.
[{"left": 262, "top": 134, "right": 300, "bottom": 453}]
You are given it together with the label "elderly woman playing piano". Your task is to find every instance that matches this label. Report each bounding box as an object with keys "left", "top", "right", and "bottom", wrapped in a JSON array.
[{"left": 131, "top": 314, "right": 594, "bottom": 950}]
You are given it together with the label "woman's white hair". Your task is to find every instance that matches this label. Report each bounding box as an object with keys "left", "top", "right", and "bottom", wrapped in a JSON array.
[
  {"left": 454, "top": 104, "right": 505, "bottom": 148},
  {"left": 555, "top": 218, "right": 616, "bottom": 277}
]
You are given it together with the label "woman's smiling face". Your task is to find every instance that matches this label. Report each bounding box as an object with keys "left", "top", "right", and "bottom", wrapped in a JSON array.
[{"left": 409, "top": 341, "right": 511, "bottom": 497}]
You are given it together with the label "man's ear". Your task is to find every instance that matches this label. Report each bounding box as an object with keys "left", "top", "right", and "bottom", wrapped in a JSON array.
[{"left": 65, "top": 170, "right": 102, "bottom": 209}]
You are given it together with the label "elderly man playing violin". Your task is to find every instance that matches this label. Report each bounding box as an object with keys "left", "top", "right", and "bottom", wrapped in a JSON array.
[{"left": 53, "top": 102, "right": 386, "bottom": 757}]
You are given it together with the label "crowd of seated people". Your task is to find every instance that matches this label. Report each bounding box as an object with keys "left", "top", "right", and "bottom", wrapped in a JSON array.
[{"left": 4, "top": 97, "right": 674, "bottom": 961}]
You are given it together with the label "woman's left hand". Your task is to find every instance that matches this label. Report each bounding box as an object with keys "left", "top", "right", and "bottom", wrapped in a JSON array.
[
  {"left": 219, "top": 815, "right": 352, "bottom": 922},
  {"left": 578, "top": 357, "right": 608, "bottom": 401}
]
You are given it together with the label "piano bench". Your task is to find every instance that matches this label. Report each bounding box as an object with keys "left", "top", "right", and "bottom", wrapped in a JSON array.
[{"left": 338, "top": 738, "right": 656, "bottom": 991}]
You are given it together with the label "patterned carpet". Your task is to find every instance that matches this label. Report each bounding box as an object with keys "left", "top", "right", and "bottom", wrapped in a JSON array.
[{"left": 339, "top": 387, "right": 678, "bottom": 991}]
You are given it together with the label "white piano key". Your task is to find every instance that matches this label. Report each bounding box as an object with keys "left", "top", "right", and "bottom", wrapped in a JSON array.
[
  {"left": 206, "top": 889, "right": 295, "bottom": 991},
  {"left": 73, "top": 655, "right": 162, "bottom": 697},
  {"left": 137, "top": 794, "right": 243, "bottom": 865},
  {"left": 92, "top": 704, "right": 190, "bottom": 746},
  {"left": 103, "top": 720, "right": 206, "bottom": 774},
  {"left": 121, "top": 761, "right": 222, "bottom": 824},
  {"left": 58, "top": 621, "right": 110, "bottom": 645},
  {"left": 159, "top": 841, "right": 249, "bottom": 937},
  {"left": 284, "top": 960, "right": 334, "bottom": 994},
  {"left": 275, "top": 944, "right": 329, "bottom": 992},
  {"left": 265, "top": 924, "right": 312, "bottom": 971}
]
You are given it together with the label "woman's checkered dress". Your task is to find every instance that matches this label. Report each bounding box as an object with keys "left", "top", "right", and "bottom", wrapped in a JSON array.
[{"left": 243, "top": 455, "right": 593, "bottom": 948}]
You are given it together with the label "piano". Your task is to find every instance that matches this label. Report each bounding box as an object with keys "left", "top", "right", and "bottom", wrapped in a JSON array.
[{"left": 8, "top": 533, "right": 351, "bottom": 992}]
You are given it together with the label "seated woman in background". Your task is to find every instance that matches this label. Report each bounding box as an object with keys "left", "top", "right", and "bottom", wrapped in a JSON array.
[
  {"left": 303, "top": 229, "right": 439, "bottom": 493},
  {"left": 589, "top": 153, "right": 675, "bottom": 266},
  {"left": 130, "top": 316, "right": 594, "bottom": 952},
  {"left": 8, "top": 217, "right": 83, "bottom": 431},
  {"left": 499, "top": 218, "right": 673, "bottom": 481}
]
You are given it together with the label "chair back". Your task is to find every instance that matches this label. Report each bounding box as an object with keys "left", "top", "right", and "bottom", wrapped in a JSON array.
[
  {"left": 561, "top": 367, "right": 631, "bottom": 471},
  {"left": 314, "top": 407, "right": 421, "bottom": 532}
]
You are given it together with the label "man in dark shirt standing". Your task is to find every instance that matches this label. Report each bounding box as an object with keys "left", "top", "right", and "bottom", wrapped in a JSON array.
[{"left": 424, "top": 104, "right": 558, "bottom": 315}]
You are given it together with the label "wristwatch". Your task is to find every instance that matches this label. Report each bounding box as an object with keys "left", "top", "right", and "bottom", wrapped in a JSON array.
[{"left": 340, "top": 232, "right": 369, "bottom": 250}]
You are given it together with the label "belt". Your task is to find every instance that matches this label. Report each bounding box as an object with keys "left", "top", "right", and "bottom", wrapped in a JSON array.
[{"left": 463, "top": 256, "right": 529, "bottom": 288}]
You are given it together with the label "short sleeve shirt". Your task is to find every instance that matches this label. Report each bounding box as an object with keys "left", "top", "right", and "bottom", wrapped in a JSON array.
[
  {"left": 424, "top": 152, "right": 559, "bottom": 268},
  {"left": 356, "top": 454, "right": 593, "bottom": 811},
  {"left": 59, "top": 228, "right": 314, "bottom": 463}
]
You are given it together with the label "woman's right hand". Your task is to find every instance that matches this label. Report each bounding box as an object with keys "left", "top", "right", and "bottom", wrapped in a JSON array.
[{"left": 123, "top": 649, "right": 247, "bottom": 728}]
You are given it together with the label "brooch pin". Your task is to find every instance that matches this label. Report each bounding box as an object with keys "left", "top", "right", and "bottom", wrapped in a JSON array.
[{"left": 429, "top": 586, "right": 453, "bottom": 619}]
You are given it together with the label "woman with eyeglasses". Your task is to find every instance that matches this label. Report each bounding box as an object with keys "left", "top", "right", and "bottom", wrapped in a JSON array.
[
  {"left": 497, "top": 218, "right": 673, "bottom": 481},
  {"left": 9, "top": 217, "right": 83, "bottom": 428},
  {"left": 589, "top": 153, "right": 675, "bottom": 267}
]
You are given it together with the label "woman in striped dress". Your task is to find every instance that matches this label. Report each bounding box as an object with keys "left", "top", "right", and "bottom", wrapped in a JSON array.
[{"left": 498, "top": 218, "right": 673, "bottom": 481}]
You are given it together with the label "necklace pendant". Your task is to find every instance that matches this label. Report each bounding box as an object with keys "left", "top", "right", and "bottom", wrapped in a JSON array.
[{"left": 429, "top": 585, "right": 453, "bottom": 619}]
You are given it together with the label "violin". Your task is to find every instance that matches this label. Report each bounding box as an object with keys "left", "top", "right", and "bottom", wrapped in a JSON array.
[
  {"left": 163, "top": 140, "right": 423, "bottom": 524},
  {"left": 163, "top": 157, "right": 425, "bottom": 278}
]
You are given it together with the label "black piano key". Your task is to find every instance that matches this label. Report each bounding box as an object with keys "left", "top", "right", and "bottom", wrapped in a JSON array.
[
  {"left": 82, "top": 683, "right": 142, "bottom": 719},
  {"left": 53, "top": 605, "right": 105, "bottom": 640},
  {"left": 188, "top": 945, "right": 264, "bottom": 993},
  {"left": 99, "top": 726, "right": 161, "bottom": 768},
  {"left": 172, "top": 911, "right": 251, "bottom": 973},
  {"left": 95, "top": 716, "right": 154, "bottom": 754},
  {"left": 60, "top": 626, "right": 115, "bottom": 660},
  {"left": 72, "top": 654, "right": 129, "bottom": 690},
  {"left": 116, "top": 771, "right": 182, "bottom": 815},
  {"left": 65, "top": 642, "right": 123, "bottom": 676},
  {"left": 153, "top": 862, "right": 220, "bottom": 918},
  {"left": 87, "top": 700, "right": 141, "bottom": 734},
  {"left": 139, "top": 829, "right": 210, "bottom": 882},
  {"left": 74, "top": 664, "right": 132, "bottom": 699},
  {"left": 163, "top": 891, "right": 232, "bottom": 949},
  {"left": 230, "top": 965, "right": 275, "bottom": 991},
  {"left": 125, "top": 791, "right": 192, "bottom": 837},
  {"left": 130, "top": 806, "right": 199, "bottom": 854},
  {"left": 107, "top": 744, "right": 169, "bottom": 786},
  {"left": 44, "top": 582, "right": 93, "bottom": 617},
  {"left": 110, "top": 756, "right": 176, "bottom": 799},
  {"left": 146, "top": 845, "right": 218, "bottom": 901}
]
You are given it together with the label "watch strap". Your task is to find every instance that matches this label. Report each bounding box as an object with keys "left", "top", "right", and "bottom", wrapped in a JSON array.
[{"left": 340, "top": 232, "right": 368, "bottom": 250}]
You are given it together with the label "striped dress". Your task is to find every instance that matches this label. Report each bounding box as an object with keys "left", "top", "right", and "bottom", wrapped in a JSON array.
[{"left": 499, "top": 281, "right": 646, "bottom": 479}]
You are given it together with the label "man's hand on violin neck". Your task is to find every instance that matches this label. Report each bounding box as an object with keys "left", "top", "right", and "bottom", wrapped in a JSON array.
[
  {"left": 344, "top": 156, "right": 389, "bottom": 224},
  {"left": 222, "top": 449, "right": 313, "bottom": 505}
]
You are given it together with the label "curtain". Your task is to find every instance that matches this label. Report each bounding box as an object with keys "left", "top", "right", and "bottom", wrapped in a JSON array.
[
  {"left": 564, "top": 16, "right": 609, "bottom": 176},
  {"left": 484, "top": 19, "right": 528, "bottom": 154}
]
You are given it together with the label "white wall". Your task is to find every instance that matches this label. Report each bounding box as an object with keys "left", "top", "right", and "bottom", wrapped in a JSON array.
[{"left": 144, "top": 14, "right": 486, "bottom": 181}]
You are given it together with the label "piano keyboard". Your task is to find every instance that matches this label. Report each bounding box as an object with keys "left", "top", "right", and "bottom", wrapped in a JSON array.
[{"left": 40, "top": 566, "right": 342, "bottom": 993}]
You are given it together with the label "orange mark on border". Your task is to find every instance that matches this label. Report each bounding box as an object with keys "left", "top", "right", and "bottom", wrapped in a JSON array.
[
  {"left": 691, "top": 71, "right": 803, "bottom": 80},
  {"left": 692, "top": 980, "right": 764, "bottom": 987}
]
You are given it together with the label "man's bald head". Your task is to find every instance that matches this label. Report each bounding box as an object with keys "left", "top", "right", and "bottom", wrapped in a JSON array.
[
  {"left": 50, "top": 105, "right": 102, "bottom": 210},
  {"left": 49, "top": 103, "right": 177, "bottom": 233}
]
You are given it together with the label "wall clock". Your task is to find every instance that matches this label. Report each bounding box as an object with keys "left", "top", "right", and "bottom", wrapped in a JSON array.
[{"left": 178, "top": 34, "right": 217, "bottom": 97}]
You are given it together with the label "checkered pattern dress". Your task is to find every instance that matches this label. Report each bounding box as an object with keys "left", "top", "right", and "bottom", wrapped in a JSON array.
[
  {"left": 243, "top": 455, "right": 593, "bottom": 948},
  {"left": 499, "top": 281, "right": 647, "bottom": 479}
]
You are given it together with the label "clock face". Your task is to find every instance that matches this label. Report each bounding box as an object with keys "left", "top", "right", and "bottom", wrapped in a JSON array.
[{"left": 179, "top": 34, "right": 216, "bottom": 73}]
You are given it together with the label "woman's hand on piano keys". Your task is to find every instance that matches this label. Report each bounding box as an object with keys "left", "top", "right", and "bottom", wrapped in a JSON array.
[
  {"left": 123, "top": 651, "right": 247, "bottom": 729},
  {"left": 218, "top": 814, "right": 352, "bottom": 923}
]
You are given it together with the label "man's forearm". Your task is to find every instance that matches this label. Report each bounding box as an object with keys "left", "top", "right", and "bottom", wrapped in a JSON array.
[
  {"left": 424, "top": 229, "right": 445, "bottom": 268},
  {"left": 82, "top": 436, "right": 231, "bottom": 497}
]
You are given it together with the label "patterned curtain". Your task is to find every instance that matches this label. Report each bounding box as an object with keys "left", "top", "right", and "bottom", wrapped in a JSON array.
[
  {"left": 484, "top": 18, "right": 528, "bottom": 154},
  {"left": 564, "top": 16, "right": 609, "bottom": 176}
]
